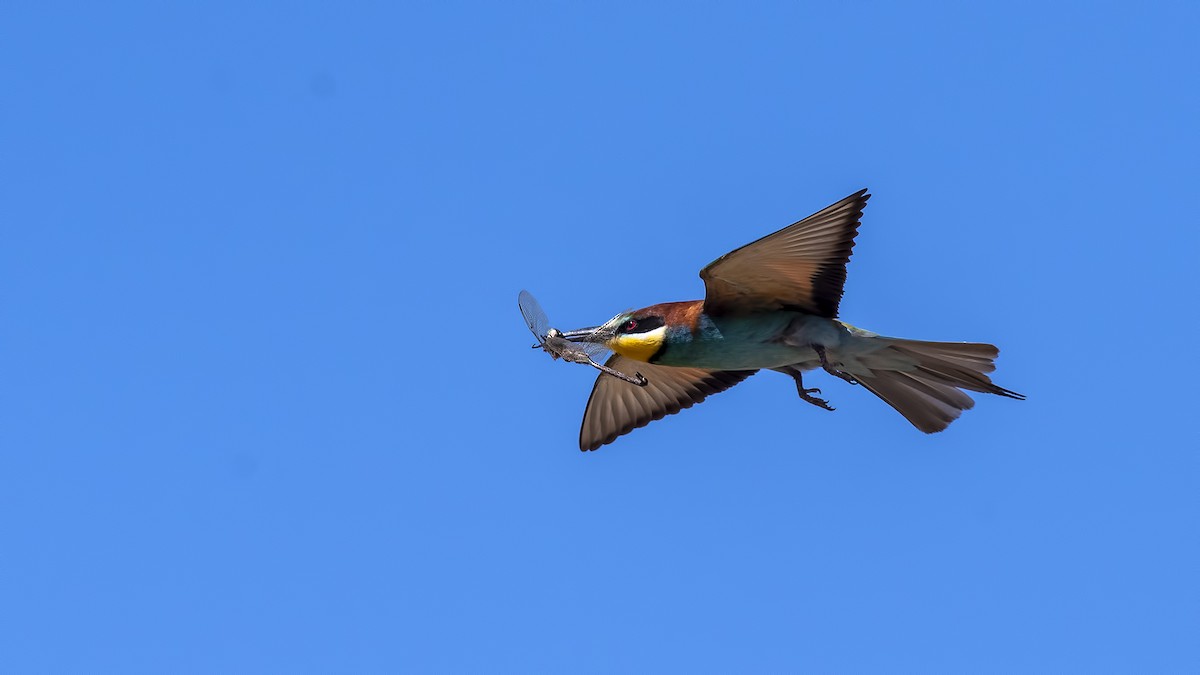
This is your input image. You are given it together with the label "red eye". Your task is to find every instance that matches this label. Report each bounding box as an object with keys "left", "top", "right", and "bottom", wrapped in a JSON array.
[{"left": 625, "top": 319, "right": 637, "bottom": 331}]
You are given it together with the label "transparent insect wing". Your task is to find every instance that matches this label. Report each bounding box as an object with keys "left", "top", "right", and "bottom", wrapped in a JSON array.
[
  {"left": 556, "top": 311, "right": 628, "bottom": 359},
  {"left": 550, "top": 333, "right": 609, "bottom": 361},
  {"left": 572, "top": 328, "right": 612, "bottom": 359},
  {"left": 519, "top": 290, "right": 621, "bottom": 364},
  {"left": 518, "top": 290, "right": 550, "bottom": 343}
]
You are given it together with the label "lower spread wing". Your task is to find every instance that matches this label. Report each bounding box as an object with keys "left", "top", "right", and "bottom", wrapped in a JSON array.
[
  {"left": 700, "top": 189, "right": 870, "bottom": 317},
  {"left": 579, "top": 355, "right": 756, "bottom": 451}
]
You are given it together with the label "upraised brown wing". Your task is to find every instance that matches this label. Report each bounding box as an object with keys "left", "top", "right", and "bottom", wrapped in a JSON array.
[
  {"left": 579, "top": 355, "right": 756, "bottom": 451},
  {"left": 699, "top": 189, "right": 870, "bottom": 317}
]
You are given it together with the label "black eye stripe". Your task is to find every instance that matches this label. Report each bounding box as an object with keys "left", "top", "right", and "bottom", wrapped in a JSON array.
[{"left": 623, "top": 316, "right": 664, "bottom": 334}]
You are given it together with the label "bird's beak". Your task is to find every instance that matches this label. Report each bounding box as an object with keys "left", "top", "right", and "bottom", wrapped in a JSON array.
[{"left": 560, "top": 326, "right": 609, "bottom": 344}]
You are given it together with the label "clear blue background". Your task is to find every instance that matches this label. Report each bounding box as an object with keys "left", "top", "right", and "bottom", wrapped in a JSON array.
[{"left": 3, "top": 2, "right": 1197, "bottom": 672}]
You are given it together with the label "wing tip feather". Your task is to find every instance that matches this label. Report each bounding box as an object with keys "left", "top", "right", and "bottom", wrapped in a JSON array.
[{"left": 579, "top": 361, "right": 755, "bottom": 451}]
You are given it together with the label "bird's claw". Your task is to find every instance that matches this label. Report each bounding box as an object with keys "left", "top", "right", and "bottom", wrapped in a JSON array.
[
  {"left": 799, "top": 387, "right": 835, "bottom": 411},
  {"left": 825, "top": 369, "right": 858, "bottom": 386},
  {"left": 784, "top": 369, "right": 836, "bottom": 411},
  {"left": 814, "top": 345, "right": 859, "bottom": 385}
]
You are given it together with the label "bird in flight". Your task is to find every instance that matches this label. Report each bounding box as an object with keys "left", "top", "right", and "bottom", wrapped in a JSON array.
[{"left": 534, "top": 189, "right": 1023, "bottom": 451}]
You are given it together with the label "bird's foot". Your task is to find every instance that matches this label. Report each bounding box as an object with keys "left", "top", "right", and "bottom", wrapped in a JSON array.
[
  {"left": 798, "top": 387, "right": 834, "bottom": 411},
  {"left": 814, "top": 345, "right": 859, "bottom": 385},
  {"left": 824, "top": 368, "right": 859, "bottom": 386},
  {"left": 786, "top": 369, "right": 835, "bottom": 411}
]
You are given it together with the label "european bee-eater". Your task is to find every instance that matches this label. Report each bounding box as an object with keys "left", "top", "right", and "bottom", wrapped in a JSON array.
[{"left": 559, "top": 189, "right": 1024, "bottom": 451}]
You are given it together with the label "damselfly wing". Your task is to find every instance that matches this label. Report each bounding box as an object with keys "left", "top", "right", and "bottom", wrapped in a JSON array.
[{"left": 518, "top": 290, "right": 647, "bottom": 386}]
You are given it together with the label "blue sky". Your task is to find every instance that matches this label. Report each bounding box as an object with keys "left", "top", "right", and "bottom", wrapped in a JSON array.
[{"left": 2, "top": 2, "right": 1197, "bottom": 672}]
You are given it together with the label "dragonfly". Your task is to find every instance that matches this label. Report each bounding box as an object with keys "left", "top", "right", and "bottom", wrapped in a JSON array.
[{"left": 518, "top": 290, "right": 648, "bottom": 386}]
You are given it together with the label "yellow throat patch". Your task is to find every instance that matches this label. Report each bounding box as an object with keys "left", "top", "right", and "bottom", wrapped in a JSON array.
[{"left": 608, "top": 326, "right": 666, "bottom": 363}]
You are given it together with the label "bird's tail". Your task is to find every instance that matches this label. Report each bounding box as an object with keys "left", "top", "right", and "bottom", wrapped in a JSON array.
[{"left": 846, "top": 338, "right": 1024, "bottom": 433}]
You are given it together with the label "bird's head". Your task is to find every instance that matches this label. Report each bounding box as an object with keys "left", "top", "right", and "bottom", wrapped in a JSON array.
[{"left": 561, "top": 307, "right": 669, "bottom": 363}]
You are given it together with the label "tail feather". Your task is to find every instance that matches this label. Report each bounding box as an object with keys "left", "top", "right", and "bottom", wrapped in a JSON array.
[
  {"left": 892, "top": 340, "right": 999, "bottom": 373},
  {"left": 851, "top": 338, "right": 1024, "bottom": 433}
]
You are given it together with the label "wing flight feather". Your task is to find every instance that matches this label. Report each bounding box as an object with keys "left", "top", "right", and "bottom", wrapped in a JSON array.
[
  {"left": 579, "top": 355, "right": 756, "bottom": 451},
  {"left": 700, "top": 189, "right": 870, "bottom": 317}
]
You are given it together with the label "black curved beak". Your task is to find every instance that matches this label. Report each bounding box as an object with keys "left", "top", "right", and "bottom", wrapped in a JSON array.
[{"left": 560, "top": 326, "right": 607, "bottom": 343}]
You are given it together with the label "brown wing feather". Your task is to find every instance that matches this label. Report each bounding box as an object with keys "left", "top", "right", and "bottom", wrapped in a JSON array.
[
  {"left": 700, "top": 189, "right": 870, "bottom": 317},
  {"left": 579, "top": 355, "right": 756, "bottom": 451}
]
